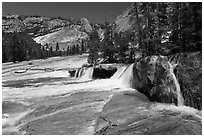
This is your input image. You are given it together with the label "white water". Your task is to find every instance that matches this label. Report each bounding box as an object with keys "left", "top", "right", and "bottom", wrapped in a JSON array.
[
  {"left": 111, "top": 66, "right": 128, "bottom": 79},
  {"left": 173, "top": 73, "right": 184, "bottom": 106},
  {"left": 117, "top": 64, "right": 134, "bottom": 88},
  {"left": 80, "top": 67, "right": 94, "bottom": 80},
  {"left": 168, "top": 62, "right": 184, "bottom": 106},
  {"left": 79, "top": 67, "right": 85, "bottom": 77},
  {"left": 2, "top": 110, "right": 34, "bottom": 134},
  {"left": 74, "top": 67, "right": 87, "bottom": 78},
  {"left": 2, "top": 65, "right": 134, "bottom": 100},
  {"left": 2, "top": 55, "right": 201, "bottom": 135},
  {"left": 74, "top": 68, "right": 80, "bottom": 78}
]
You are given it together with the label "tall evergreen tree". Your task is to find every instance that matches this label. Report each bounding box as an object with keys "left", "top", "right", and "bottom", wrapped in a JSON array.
[
  {"left": 2, "top": 44, "right": 7, "bottom": 63},
  {"left": 167, "top": 2, "right": 202, "bottom": 53},
  {"left": 87, "top": 29, "right": 100, "bottom": 65},
  {"left": 101, "top": 22, "right": 116, "bottom": 63},
  {"left": 49, "top": 46, "right": 53, "bottom": 57},
  {"left": 66, "top": 46, "right": 70, "bottom": 56},
  {"left": 10, "top": 32, "right": 23, "bottom": 63}
]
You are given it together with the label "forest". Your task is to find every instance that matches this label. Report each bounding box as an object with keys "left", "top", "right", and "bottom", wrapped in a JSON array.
[
  {"left": 2, "top": 31, "right": 87, "bottom": 63},
  {"left": 2, "top": 2, "right": 202, "bottom": 64},
  {"left": 88, "top": 2, "right": 202, "bottom": 64}
]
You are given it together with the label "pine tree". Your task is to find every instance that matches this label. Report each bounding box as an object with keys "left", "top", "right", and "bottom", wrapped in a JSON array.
[
  {"left": 87, "top": 29, "right": 100, "bottom": 65},
  {"left": 10, "top": 32, "right": 22, "bottom": 63},
  {"left": 2, "top": 44, "right": 7, "bottom": 63},
  {"left": 55, "top": 42, "right": 60, "bottom": 56},
  {"left": 101, "top": 22, "right": 116, "bottom": 63},
  {"left": 190, "top": 2, "right": 202, "bottom": 51},
  {"left": 66, "top": 46, "right": 70, "bottom": 56},
  {"left": 167, "top": 2, "right": 202, "bottom": 53},
  {"left": 132, "top": 2, "right": 171, "bottom": 56},
  {"left": 81, "top": 39, "right": 84, "bottom": 54},
  {"left": 49, "top": 46, "right": 53, "bottom": 57},
  {"left": 75, "top": 43, "right": 79, "bottom": 54},
  {"left": 114, "top": 32, "right": 129, "bottom": 63},
  {"left": 132, "top": 3, "right": 146, "bottom": 57}
]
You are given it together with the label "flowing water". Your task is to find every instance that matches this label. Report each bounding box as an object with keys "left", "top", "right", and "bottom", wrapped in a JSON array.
[
  {"left": 168, "top": 62, "right": 184, "bottom": 106},
  {"left": 74, "top": 67, "right": 86, "bottom": 78},
  {"left": 2, "top": 62, "right": 201, "bottom": 135},
  {"left": 80, "top": 66, "right": 94, "bottom": 80},
  {"left": 111, "top": 65, "right": 128, "bottom": 79},
  {"left": 118, "top": 64, "right": 134, "bottom": 87}
]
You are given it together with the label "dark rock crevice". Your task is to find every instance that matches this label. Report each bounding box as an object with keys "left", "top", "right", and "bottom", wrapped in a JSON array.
[{"left": 93, "top": 67, "right": 117, "bottom": 79}]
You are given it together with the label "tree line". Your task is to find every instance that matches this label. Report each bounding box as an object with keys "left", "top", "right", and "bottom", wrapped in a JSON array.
[
  {"left": 87, "top": 2, "right": 202, "bottom": 65},
  {"left": 2, "top": 2, "right": 201, "bottom": 64},
  {"left": 2, "top": 31, "right": 88, "bottom": 63}
]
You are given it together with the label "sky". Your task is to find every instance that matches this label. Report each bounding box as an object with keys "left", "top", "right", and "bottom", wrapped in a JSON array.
[{"left": 2, "top": 2, "right": 132, "bottom": 23}]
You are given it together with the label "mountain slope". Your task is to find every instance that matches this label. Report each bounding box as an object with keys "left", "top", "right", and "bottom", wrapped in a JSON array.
[
  {"left": 114, "top": 4, "right": 136, "bottom": 33},
  {"left": 3, "top": 15, "right": 93, "bottom": 50}
]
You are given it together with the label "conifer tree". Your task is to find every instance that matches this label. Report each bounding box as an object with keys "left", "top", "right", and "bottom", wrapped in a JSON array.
[
  {"left": 49, "top": 46, "right": 53, "bottom": 57},
  {"left": 87, "top": 29, "right": 100, "bottom": 65}
]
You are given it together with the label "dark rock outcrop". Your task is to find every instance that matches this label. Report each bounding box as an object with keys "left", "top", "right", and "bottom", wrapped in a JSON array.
[
  {"left": 132, "top": 52, "right": 202, "bottom": 110},
  {"left": 132, "top": 55, "right": 179, "bottom": 105},
  {"left": 93, "top": 65, "right": 117, "bottom": 79},
  {"left": 69, "top": 70, "right": 76, "bottom": 77}
]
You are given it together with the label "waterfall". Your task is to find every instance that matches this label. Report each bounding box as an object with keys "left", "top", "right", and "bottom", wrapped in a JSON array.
[
  {"left": 168, "top": 62, "right": 184, "bottom": 106},
  {"left": 74, "top": 68, "right": 80, "bottom": 78},
  {"left": 80, "top": 67, "right": 94, "bottom": 80},
  {"left": 111, "top": 66, "right": 128, "bottom": 79},
  {"left": 78, "top": 67, "right": 85, "bottom": 78},
  {"left": 171, "top": 71, "right": 184, "bottom": 106},
  {"left": 74, "top": 67, "right": 86, "bottom": 78},
  {"left": 117, "top": 64, "right": 134, "bottom": 88}
]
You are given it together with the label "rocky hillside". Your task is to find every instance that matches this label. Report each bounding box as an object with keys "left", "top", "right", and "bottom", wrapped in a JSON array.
[
  {"left": 2, "top": 3, "right": 135, "bottom": 50},
  {"left": 3, "top": 15, "right": 93, "bottom": 50},
  {"left": 114, "top": 3, "right": 136, "bottom": 33},
  {"left": 3, "top": 15, "right": 69, "bottom": 35}
]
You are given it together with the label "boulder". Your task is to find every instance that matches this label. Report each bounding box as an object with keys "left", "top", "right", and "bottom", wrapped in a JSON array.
[
  {"left": 132, "top": 55, "right": 180, "bottom": 105},
  {"left": 69, "top": 70, "right": 76, "bottom": 77},
  {"left": 93, "top": 65, "right": 117, "bottom": 79},
  {"left": 132, "top": 52, "right": 202, "bottom": 110}
]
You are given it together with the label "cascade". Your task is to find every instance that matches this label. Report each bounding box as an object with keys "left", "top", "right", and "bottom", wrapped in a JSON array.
[
  {"left": 117, "top": 64, "right": 134, "bottom": 88},
  {"left": 111, "top": 66, "right": 128, "bottom": 79},
  {"left": 174, "top": 75, "right": 184, "bottom": 106},
  {"left": 168, "top": 63, "right": 184, "bottom": 106},
  {"left": 80, "top": 66, "right": 94, "bottom": 80},
  {"left": 74, "top": 68, "right": 80, "bottom": 78},
  {"left": 78, "top": 67, "right": 84, "bottom": 78},
  {"left": 74, "top": 67, "right": 86, "bottom": 78},
  {"left": 79, "top": 67, "right": 86, "bottom": 77}
]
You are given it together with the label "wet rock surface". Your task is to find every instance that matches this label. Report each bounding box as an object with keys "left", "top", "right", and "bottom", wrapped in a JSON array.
[
  {"left": 2, "top": 54, "right": 202, "bottom": 135},
  {"left": 2, "top": 101, "right": 28, "bottom": 114},
  {"left": 95, "top": 92, "right": 202, "bottom": 135},
  {"left": 18, "top": 90, "right": 114, "bottom": 135}
]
